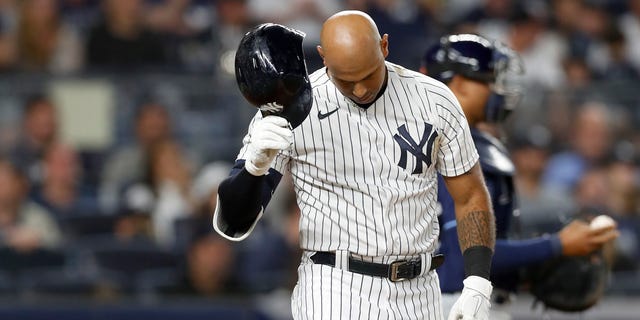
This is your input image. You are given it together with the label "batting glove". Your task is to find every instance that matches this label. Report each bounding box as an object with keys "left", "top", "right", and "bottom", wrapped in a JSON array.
[
  {"left": 244, "top": 115, "right": 293, "bottom": 176},
  {"left": 448, "top": 276, "right": 492, "bottom": 320}
]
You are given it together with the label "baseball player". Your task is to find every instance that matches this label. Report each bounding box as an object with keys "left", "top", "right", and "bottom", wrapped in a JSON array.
[
  {"left": 421, "top": 34, "right": 620, "bottom": 319},
  {"left": 215, "top": 12, "right": 496, "bottom": 320}
]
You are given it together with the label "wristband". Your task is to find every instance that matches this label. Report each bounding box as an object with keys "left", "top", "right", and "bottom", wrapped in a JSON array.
[{"left": 463, "top": 245, "right": 493, "bottom": 280}]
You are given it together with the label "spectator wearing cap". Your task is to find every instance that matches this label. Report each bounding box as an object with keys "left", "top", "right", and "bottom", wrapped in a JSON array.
[
  {"left": 190, "top": 161, "right": 233, "bottom": 218},
  {"left": 119, "top": 139, "right": 196, "bottom": 248}
]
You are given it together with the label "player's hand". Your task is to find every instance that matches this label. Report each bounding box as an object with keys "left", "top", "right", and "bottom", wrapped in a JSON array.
[
  {"left": 244, "top": 114, "right": 293, "bottom": 176},
  {"left": 558, "top": 220, "right": 619, "bottom": 256},
  {"left": 448, "top": 276, "right": 492, "bottom": 320}
]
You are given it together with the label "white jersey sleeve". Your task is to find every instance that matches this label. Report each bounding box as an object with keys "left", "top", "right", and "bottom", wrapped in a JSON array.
[{"left": 431, "top": 85, "right": 479, "bottom": 177}]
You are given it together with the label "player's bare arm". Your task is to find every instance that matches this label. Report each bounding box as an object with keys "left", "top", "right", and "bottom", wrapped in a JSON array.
[
  {"left": 442, "top": 163, "right": 495, "bottom": 319},
  {"left": 457, "top": 210, "right": 495, "bottom": 251},
  {"left": 442, "top": 163, "right": 495, "bottom": 251}
]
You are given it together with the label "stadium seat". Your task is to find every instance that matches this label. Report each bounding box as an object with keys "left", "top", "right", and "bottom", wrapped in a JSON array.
[
  {"left": 89, "top": 241, "right": 182, "bottom": 293},
  {"left": 58, "top": 214, "right": 119, "bottom": 238},
  {"left": 0, "top": 247, "right": 66, "bottom": 275}
]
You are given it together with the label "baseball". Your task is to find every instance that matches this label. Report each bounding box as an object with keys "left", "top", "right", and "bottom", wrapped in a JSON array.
[{"left": 590, "top": 215, "right": 616, "bottom": 230}]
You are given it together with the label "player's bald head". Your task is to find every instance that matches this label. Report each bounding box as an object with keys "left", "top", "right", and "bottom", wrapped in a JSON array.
[
  {"left": 320, "top": 11, "right": 381, "bottom": 55},
  {"left": 318, "top": 11, "right": 388, "bottom": 80},
  {"left": 317, "top": 11, "right": 389, "bottom": 104}
]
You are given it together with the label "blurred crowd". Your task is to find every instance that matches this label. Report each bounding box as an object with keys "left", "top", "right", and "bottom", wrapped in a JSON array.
[{"left": 0, "top": 0, "right": 638, "bottom": 314}]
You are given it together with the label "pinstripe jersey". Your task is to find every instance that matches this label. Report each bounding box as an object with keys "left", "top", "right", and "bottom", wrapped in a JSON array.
[{"left": 239, "top": 61, "right": 478, "bottom": 258}]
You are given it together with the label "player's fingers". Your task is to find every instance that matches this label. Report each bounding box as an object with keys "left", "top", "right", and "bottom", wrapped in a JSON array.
[
  {"left": 262, "top": 125, "right": 294, "bottom": 140},
  {"left": 260, "top": 115, "right": 290, "bottom": 127},
  {"left": 588, "top": 224, "right": 616, "bottom": 235},
  {"left": 254, "top": 124, "right": 293, "bottom": 140},
  {"left": 590, "top": 229, "right": 620, "bottom": 244},
  {"left": 254, "top": 139, "right": 292, "bottom": 151}
]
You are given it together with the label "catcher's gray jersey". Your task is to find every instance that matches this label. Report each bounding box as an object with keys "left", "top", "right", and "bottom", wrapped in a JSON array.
[{"left": 237, "top": 62, "right": 478, "bottom": 255}]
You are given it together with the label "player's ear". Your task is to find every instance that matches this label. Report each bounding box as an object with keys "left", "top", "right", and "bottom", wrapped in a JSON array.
[
  {"left": 380, "top": 34, "right": 389, "bottom": 58},
  {"left": 317, "top": 45, "right": 326, "bottom": 66}
]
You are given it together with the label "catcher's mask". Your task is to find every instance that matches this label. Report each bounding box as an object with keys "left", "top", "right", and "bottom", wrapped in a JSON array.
[
  {"left": 235, "top": 23, "right": 312, "bottom": 129},
  {"left": 422, "top": 34, "right": 524, "bottom": 123}
]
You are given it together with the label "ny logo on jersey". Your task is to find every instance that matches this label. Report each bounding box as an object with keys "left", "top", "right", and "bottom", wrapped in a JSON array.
[{"left": 393, "top": 123, "right": 438, "bottom": 174}]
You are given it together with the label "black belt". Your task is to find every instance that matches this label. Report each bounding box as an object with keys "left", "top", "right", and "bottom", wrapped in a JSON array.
[{"left": 310, "top": 252, "right": 445, "bottom": 282}]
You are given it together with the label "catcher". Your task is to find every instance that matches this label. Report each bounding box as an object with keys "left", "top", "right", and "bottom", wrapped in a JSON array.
[{"left": 421, "top": 34, "right": 620, "bottom": 319}]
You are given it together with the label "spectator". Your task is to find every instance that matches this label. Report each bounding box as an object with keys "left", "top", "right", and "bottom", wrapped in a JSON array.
[
  {"left": 100, "top": 102, "right": 172, "bottom": 213},
  {"left": 31, "top": 143, "right": 100, "bottom": 218},
  {"left": 505, "top": 5, "right": 567, "bottom": 89},
  {"left": 160, "top": 216, "right": 236, "bottom": 297},
  {"left": 552, "top": 0, "right": 598, "bottom": 59},
  {"left": 364, "top": 0, "right": 436, "bottom": 70},
  {"left": 122, "top": 139, "right": 195, "bottom": 248},
  {"left": 190, "top": 161, "right": 233, "bottom": 218},
  {"left": 113, "top": 188, "right": 154, "bottom": 243},
  {"left": 16, "top": 0, "right": 84, "bottom": 73},
  {"left": 185, "top": 224, "right": 236, "bottom": 296},
  {"left": 0, "top": 158, "right": 62, "bottom": 251},
  {"left": 247, "top": 0, "right": 341, "bottom": 46},
  {"left": 143, "top": 0, "right": 219, "bottom": 71},
  {"left": 0, "top": 9, "right": 16, "bottom": 72},
  {"left": 572, "top": 166, "right": 610, "bottom": 211},
  {"left": 210, "top": 0, "right": 256, "bottom": 77},
  {"left": 597, "top": 25, "right": 639, "bottom": 81},
  {"left": 145, "top": 0, "right": 198, "bottom": 37},
  {"left": 542, "top": 102, "right": 614, "bottom": 193},
  {"left": 457, "top": 0, "right": 515, "bottom": 39},
  {"left": 235, "top": 178, "right": 300, "bottom": 295},
  {"left": 605, "top": 160, "right": 640, "bottom": 271},
  {"left": 562, "top": 56, "right": 593, "bottom": 91},
  {"left": 511, "top": 126, "right": 574, "bottom": 232},
  {"left": 9, "top": 96, "right": 58, "bottom": 185},
  {"left": 619, "top": 0, "right": 640, "bottom": 71},
  {"left": 86, "top": 0, "right": 166, "bottom": 70}
]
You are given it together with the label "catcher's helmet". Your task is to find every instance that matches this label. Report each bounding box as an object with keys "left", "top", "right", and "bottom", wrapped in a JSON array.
[
  {"left": 235, "top": 23, "right": 312, "bottom": 128},
  {"left": 422, "top": 34, "right": 523, "bottom": 123}
]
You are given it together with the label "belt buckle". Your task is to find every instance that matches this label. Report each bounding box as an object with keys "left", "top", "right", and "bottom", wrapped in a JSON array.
[{"left": 389, "top": 259, "right": 420, "bottom": 282}]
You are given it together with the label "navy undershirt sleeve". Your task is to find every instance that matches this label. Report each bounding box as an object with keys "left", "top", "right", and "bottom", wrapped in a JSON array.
[
  {"left": 217, "top": 159, "right": 282, "bottom": 234},
  {"left": 492, "top": 235, "right": 563, "bottom": 274}
]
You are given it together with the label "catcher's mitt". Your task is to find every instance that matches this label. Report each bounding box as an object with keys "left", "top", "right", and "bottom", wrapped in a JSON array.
[{"left": 528, "top": 249, "right": 609, "bottom": 312}]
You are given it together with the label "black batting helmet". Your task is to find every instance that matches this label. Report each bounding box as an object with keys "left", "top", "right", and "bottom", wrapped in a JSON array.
[
  {"left": 422, "top": 34, "right": 524, "bottom": 123},
  {"left": 235, "top": 23, "right": 312, "bottom": 128}
]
